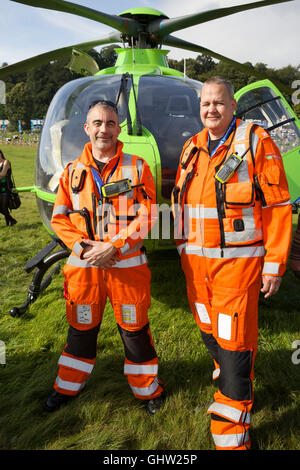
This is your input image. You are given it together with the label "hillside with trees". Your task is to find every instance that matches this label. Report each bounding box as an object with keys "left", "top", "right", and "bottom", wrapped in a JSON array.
[{"left": 0, "top": 46, "right": 299, "bottom": 130}]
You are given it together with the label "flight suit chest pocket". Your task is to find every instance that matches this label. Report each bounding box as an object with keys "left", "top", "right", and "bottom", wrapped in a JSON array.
[{"left": 224, "top": 182, "right": 255, "bottom": 209}]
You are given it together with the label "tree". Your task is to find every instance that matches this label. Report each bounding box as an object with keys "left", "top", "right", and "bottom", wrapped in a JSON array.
[{"left": 6, "top": 82, "right": 31, "bottom": 130}]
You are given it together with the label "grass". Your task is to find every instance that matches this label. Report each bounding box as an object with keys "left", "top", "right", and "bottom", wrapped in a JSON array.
[{"left": 0, "top": 145, "right": 299, "bottom": 451}]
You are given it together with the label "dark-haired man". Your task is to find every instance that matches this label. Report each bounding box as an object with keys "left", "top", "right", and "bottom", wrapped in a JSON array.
[{"left": 46, "top": 100, "right": 164, "bottom": 415}]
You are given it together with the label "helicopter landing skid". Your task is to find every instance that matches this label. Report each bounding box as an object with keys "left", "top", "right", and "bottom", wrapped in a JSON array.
[{"left": 10, "top": 237, "right": 69, "bottom": 317}]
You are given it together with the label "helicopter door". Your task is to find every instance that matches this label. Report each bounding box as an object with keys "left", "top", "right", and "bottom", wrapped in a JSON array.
[{"left": 235, "top": 79, "right": 300, "bottom": 203}]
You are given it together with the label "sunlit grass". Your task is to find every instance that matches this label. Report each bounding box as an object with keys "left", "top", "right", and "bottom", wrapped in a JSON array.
[{"left": 0, "top": 145, "right": 299, "bottom": 450}]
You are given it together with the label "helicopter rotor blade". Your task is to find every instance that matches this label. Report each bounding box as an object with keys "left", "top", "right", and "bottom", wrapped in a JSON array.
[
  {"left": 0, "top": 31, "right": 122, "bottom": 79},
  {"left": 163, "top": 35, "right": 292, "bottom": 95},
  {"left": 10, "top": 0, "right": 141, "bottom": 35},
  {"left": 149, "top": 0, "right": 293, "bottom": 37}
]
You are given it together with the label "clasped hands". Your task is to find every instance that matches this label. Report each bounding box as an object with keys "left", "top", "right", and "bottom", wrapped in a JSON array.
[{"left": 81, "top": 239, "right": 118, "bottom": 268}]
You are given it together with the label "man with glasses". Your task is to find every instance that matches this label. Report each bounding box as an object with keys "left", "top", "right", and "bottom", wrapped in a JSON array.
[{"left": 46, "top": 100, "right": 165, "bottom": 415}]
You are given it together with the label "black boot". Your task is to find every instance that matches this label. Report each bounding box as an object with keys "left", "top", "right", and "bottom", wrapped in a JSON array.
[
  {"left": 145, "top": 392, "right": 166, "bottom": 416},
  {"left": 44, "top": 390, "right": 72, "bottom": 412}
]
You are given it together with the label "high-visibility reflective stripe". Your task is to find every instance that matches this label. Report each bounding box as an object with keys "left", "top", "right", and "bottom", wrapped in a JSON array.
[
  {"left": 262, "top": 261, "right": 280, "bottom": 275},
  {"left": 184, "top": 244, "right": 265, "bottom": 259},
  {"left": 66, "top": 253, "right": 147, "bottom": 269},
  {"left": 58, "top": 355, "right": 94, "bottom": 374},
  {"left": 66, "top": 255, "right": 95, "bottom": 268},
  {"left": 136, "top": 159, "right": 144, "bottom": 182},
  {"left": 241, "top": 411, "right": 251, "bottom": 425},
  {"left": 186, "top": 206, "right": 218, "bottom": 219},
  {"left": 251, "top": 132, "right": 259, "bottom": 157},
  {"left": 111, "top": 233, "right": 121, "bottom": 242},
  {"left": 72, "top": 192, "right": 80, "bottom": 211},
  {"left": 55, "top": 377, "right": 86, "bottom": 392},
  {"left": 120, "top": 242, "right": 130, "bottom": 255},
  {"left": 208, "top": 402, "right": 250, "bottom": 424},
  {"left": 263, "top": 200, "right": 291, "bottom": 208},
  {"left": 120, "top": 242, "right": 142, "bottom": 256},
  {"left": 124, "top": 364, "right": 158, "bottom": 375},
  {"left": 130, "top": 377, "right": 159, "bottom": 397},
  {"left": 212, "top": 431, "right": 250, "bottom": 448},
  {"left": 122, "top": 154, "right": 134, "bottom": 199},
  {"left": 212, "top": 368, "right": 220, "bottom": 380},
  {"left": 114, "top": 253, "right": 147, "bottom": 268},
  {"left": 224, "top": 212, "right": 263, "bottom": 243},
  {"left": 177, "top": 243, "right": 186, "bottom": 256},
  {"left": 73, "top": 241, "right": 83, "bottom": 257},
  {"left": 234, "top": 123, "right": 249, "bottom": 184},
  {"left": 52, "top": 204, "right": 69, "bottom": 217}
]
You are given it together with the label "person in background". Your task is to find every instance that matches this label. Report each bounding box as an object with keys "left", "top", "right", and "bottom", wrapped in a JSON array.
[{"left": 0, "top": 149, "right": 17, "bottom": 226}]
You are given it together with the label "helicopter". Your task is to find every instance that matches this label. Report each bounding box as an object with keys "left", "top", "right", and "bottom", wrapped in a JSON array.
[{"left": 0, "top": 0, "right": 299, "bottom": 316}]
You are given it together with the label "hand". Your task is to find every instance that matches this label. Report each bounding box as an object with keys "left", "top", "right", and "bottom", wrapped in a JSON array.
[
  {"left": 81, "top": 240, "right": 118, "bottom": 268},
  {"left": 261, "top": 275, "right": 282, "bottom": 298}
]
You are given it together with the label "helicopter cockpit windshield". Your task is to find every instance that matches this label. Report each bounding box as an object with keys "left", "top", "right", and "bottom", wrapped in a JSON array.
[
  {"left": 36, "top": 74, "right": 131, "bottom": 232},
  {"left": 236, "top": 86, "right": 300, "bottom": 155},
  {"left": 36, "top": 74, "right": 130, "bottom": 194},
  {"left": 137, "top": 75, "right": 203, "bottom": 199}
]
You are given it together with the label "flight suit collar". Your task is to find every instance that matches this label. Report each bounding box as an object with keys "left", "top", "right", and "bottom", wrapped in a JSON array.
[
  {"left": 195, "top": 118, "right": 242, "bottom": 156},
  {"left": 79, "top": 140, "right": 124, "bottom": 170}
]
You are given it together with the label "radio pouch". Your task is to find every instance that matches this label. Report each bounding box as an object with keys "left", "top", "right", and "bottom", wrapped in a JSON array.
[{"left": 71, "top": 168, "right": 86, "bottom": 192}]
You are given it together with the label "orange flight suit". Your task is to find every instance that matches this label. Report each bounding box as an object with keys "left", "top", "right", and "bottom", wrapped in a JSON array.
[
  {"left": 172, "top": 119, "right": 292, "bottom": 449},
  {"left": 51, "top": 141, "right": 163, "bottom": 401}
]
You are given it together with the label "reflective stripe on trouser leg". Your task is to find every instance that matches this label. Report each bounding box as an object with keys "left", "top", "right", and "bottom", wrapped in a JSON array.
[
  {"left": 124, "top": 357, "right": 162, "bottom": 400},
  {"left": 118, "top": 324, "right": 163, "bottom": 400},
  {"left": 54, "top": 349, "right": 96, "bottom": 396},
  {"left": 209, "top": 414, "right": 251, "bottom": 450}
]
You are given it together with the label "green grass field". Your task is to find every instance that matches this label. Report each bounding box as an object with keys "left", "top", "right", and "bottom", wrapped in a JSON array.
[{"left": 0, "top": 145, "right": 299, "bottom": 451}]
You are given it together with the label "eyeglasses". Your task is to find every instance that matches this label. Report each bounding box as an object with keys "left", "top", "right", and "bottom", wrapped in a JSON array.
[{"left": 88, "top": 99, "right": 118, "bottom": 112}]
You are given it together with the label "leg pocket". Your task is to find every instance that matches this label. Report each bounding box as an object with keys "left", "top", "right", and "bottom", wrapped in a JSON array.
[
  {"left": 108, "top": 266, "right": 151, "bottom": 331},
  {"left": 64, "top": 280, "right": 104, "bottom": 331},
  {"left": 211, "top": 286, "right": 248, "bottom": 350},
  {"left": 186, "top": 279, "right": 212, "bottom": 333},
  {"left": 113, "top": 296, "right": 150, "bottom": 330}
]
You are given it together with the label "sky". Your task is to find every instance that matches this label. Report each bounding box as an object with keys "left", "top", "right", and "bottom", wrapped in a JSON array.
[{"left": 0, "top": 0, "right": 299, "bottom": 71}]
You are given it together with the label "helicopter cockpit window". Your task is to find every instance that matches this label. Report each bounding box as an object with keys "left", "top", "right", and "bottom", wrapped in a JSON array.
[
  {"left": 137, "top": 75, "right": 203, "bottom": 199},
  {"left": 36, "top": 74, "right": 130, "bottom": 194},
  {"left": 236, "top": 86, "right": 300, "bottom": 155}
]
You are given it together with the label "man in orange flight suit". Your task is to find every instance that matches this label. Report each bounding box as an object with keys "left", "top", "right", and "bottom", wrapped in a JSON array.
[
  {"left": 172, "top": 77, "right": 292, "bottom": 449},
  {"left": 45, "top": 100, "right": 165, "bottom": 415}
]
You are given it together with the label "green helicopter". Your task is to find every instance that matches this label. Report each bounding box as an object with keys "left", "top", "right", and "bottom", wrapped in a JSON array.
[{"left": 0, "top": 0, "right": 299, "bottom": 316}]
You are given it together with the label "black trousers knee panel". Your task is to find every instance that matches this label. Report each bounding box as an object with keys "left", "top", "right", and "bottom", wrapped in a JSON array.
[
  {"left": 218, "top": 348, "right": 253, "bottom": 401},
  {"left": 117, "top": 323, "right": 157, "bottom": 363},
  {"left": 64, "top": 324, "right": 100, "bottom": 359},
  {"left": 201, "top": 330, "right": 253, "bottom": 401}
]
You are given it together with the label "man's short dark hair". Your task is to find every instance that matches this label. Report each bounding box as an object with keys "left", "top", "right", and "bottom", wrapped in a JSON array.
[
  {"left": 202, "top": 76, "right": 235, "bottom": 99},
  {"left": 86, "top": 99, "right": 118, "bottom": 122}
]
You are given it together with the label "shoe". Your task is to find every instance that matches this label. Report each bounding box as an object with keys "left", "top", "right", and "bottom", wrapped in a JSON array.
[
  {"left": 44, "top": 390, "right": 72, "bottom": 412},
  {"left": 7, "top": 218, "right": 17, "bottom": 226},
  {"left": 146, "top": 392, "right": 166, "bottom": 416}
]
